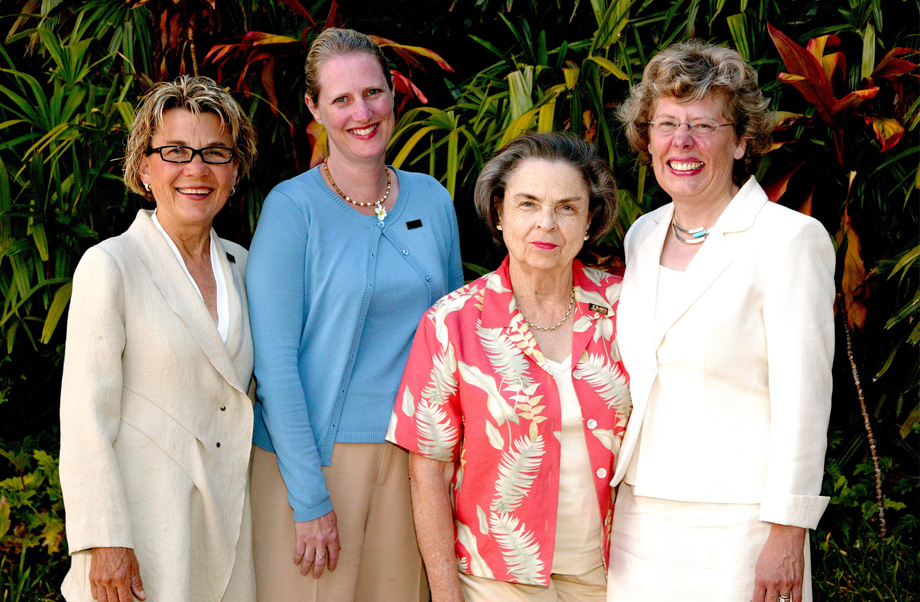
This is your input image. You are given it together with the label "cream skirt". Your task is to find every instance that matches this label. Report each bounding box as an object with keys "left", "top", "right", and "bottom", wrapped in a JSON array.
[{"left": 606, "top": 485, "right": 812, "bottom": 602}]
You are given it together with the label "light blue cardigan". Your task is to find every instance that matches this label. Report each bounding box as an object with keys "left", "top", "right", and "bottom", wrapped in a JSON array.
[{"left": 247, "top": 166, "right": 463, "bottom": 522}]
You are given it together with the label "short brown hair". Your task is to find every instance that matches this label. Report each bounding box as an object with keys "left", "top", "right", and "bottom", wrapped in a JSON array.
[
  {"left": 123, "top": 75, "right": 257, "bottom": 198},
  {"left": 617, "top": 39, "right": 774, "bottom": 184},
  {"left": 474, "top": 132, "right": 618, "bottom": 249},
  {"left": 304, "top": 28, "right": 391, "bottom": 103}
]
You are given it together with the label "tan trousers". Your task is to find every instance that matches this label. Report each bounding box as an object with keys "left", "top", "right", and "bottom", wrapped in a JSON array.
[
  {"left": 251, "top": 443, "right": 428, "bottom": 602},
  {"left": 459, "top": 565, "right": 606, "bottom": 602}
]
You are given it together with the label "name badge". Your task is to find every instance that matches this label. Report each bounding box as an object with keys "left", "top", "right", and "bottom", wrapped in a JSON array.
[
  {"left": 406, "top": 219, "right": 423, "bottom": 230},
  {"left": 588, "top": 303, "right": 608, "bottom": 315}
]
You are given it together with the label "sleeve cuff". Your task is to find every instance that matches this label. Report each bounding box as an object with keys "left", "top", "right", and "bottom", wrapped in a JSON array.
[
  {"left": 293, "top": 498, "right": 334, "bottom": 523},
  {"left": 759, "top": 493, "right": 830, "bottom": 529}
]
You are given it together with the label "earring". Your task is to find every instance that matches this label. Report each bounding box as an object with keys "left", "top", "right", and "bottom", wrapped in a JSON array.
[
  {"left": 584, "top": 233, "right": 590, "bottom": 241},
  {"left": 143, "top": 182, "right": 150, "bottom": 192},
  {"left": 230, "top": 186, "right": 236, "bottom": 196},
  {"left": 496, "top": 222, "right": 503, "bottom": 231}
]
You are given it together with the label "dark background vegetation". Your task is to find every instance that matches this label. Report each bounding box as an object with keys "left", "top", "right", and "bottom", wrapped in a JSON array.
[{"left": 1, "top": 1, "right": 917, "bottom": 600}]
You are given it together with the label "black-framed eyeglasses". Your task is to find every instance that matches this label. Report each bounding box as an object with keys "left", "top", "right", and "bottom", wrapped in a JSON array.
[
  {"left": 145, "top": 145, "right": 235, "bottom": 164},
  {"left": 646, "top": 120, "right": 735, "bottom": 137}
]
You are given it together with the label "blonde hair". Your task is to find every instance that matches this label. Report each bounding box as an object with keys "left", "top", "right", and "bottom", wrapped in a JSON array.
[
  {"left": 304, "top": 28, "right": 391, "bottom": 103},
  {"left": 618, "top": 40, "right": 774, "bottom": 183},
  {"left": 123, "top": 75, "right": 257, "bottom": 198}
]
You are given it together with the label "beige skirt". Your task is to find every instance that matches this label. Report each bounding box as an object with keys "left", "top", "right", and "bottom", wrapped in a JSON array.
[{"left": 607, "top": 485, "right": 812, "bottom": 602}]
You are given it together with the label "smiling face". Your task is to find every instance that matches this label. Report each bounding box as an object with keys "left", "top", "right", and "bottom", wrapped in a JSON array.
[
  {"left": 139, "top": 108, "right": 238, "bottom": 232},
  {"left": 499, "top": 159, "right": 591, "bottom": 279},
  {"left": 648, "top": 94, "right": 746, "bottom": 207},
  {"left": 306, "top": 52, "right": 395, "bottom": 166}
]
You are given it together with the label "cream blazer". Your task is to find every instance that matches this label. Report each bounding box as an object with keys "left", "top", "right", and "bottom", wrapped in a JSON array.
[
  {"left": 611, "top": 178, "right": 834, "bottom": 529},
  {"left": 59, "top": 210, "right": 255, "bottom": 601}
]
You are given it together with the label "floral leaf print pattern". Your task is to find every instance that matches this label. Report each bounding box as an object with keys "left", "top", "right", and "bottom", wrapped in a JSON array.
[
  {"left": 492, "top": 435, "right": 545, "bottom": 513},
  {"left": 458, "top": 361, "right": 519, "bottom": 426},
  {"left": 575, "top": 286, "right": 609, "bottom": 311},
  {"left": 576, "top": 353, "right": 628, "bottom": 410},
  {"left": 490, "top": 512, "right": 545, "bottom": 584},
  {"left": 591, "top": 428, "right": 621, "bottom": 455},
  {"left": 582, "top": 266, "right": 607, "bottom": 287},
  {"left": 486, "top": 421, "right": 505, "bottom": 450},
  {"left": 417, "top": 400, "right": 460, "bottom": 461},
  {"left": 456, "top": 520, "right": 496, "bottom": 579},
  {"left": 573, "top": 314, "right": 593, "bottom": 334},
  {"left": 477, "top": 505, "right": 489, "bottom": 535},
  {"left": 477, "top": 325, "right": 535, "bottom": 392},
  {"left": 401, "top": 387, "right": 415, "bottom": 417},
  {"left": 434, "top": 292, "right": 471, "bottom": 349},
  {"left": 385, "top": 412, "right": 397, "bottom": 442},
  {"left": 387, "top": 260, "right": 630, "bottom": 587},
  {"left": 486, "top": 271, "right": 512, "bottom": 295},
  {"left": 422, "top": 343, "right": 459, "bottom": 405}
]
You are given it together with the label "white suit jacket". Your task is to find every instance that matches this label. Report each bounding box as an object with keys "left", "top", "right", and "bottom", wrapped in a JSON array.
[
  {"left": 59, "top": 210, "right": 255, "bottom": 601},
  {"left": 611, "top": 178, "right": 834, "bottom": 529}
]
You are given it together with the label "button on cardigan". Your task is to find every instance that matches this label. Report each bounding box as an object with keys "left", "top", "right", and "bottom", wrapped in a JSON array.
[{"left": 247, "top": 166, "right": 463, "bottom": 522}]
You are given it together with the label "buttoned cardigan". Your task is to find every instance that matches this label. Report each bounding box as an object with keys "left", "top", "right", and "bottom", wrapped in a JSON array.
[
  {"left": 247, "top": 166, "right": 464, "bottom": 521},
  {"left": 387, "top": 258, "right": 631, "bottom": 586}
]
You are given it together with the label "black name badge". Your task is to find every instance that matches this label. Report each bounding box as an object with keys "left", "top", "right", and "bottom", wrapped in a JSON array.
[
  {"left": 588, "top": 303, "right": 608, "bottom": 315},
  {"left": 406, "top": 219, "right": 423, "bottom": 230}
]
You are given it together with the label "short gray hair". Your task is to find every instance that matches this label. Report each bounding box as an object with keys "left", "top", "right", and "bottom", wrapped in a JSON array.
[
  {"left": 617, "top": 39, "right": 774, "bottom": 184},
  {"left": 474, "top": 132, "right": 618, "bottom": 249},
  {"left": 304, "top": 28, "right": 391, "bottom": 103},
  {"left": 123, "top": 75, "right": 257, "bottom": 198}
]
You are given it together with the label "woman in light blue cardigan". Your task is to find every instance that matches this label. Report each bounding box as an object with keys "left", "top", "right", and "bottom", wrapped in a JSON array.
[{"left": 246, "top": 28, "right": 463, "bottom": 602}]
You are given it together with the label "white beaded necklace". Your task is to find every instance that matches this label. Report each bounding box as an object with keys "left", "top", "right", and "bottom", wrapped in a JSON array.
[{"left": 323, "top": 158, "right": 391, "bottom": 221}]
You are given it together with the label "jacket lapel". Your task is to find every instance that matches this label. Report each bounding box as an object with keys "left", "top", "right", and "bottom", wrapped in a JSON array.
[
  {"left": 126, "top": 210, "right": 247, "bottom": 394},
  {"left": 651, "top": 177, "right": 766, "bottom": 349},
  {"left": 633, "top": 205, "right": 671, "bottom": 350},
  {"left": 212, "top": 235, "right": 254, "bottom": 392}
]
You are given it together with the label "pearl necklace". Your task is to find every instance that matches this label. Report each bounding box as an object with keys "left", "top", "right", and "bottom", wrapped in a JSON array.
[
  {"left": 323, "top": 158, "right": 391, "bottom": 221},
  {"left": 518, "top": 288, "right": 576, "bottom": 331},
  {"left": 671, "top": 216, "right": 711, "bottom": 244}
]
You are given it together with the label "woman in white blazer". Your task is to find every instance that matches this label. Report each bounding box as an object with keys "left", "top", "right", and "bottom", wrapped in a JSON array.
[
  {"left": 59, "top": 76, "right": 258, "bottom": 602},
  {"left": 606, "top": 41, "right": 835, "bottom": 602}
]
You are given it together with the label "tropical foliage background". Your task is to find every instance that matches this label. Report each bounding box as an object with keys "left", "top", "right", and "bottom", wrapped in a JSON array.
[{"left": 0, "top": 0, "right": 917, "bottom": 599}]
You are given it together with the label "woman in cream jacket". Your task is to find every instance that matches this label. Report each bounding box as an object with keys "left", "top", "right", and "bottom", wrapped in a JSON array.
[
  {"left": 59, "top": 76, "right": 258, "bottom": 602},
  {"left": 606, "top": 41, "right": 834, "bottom": 602}
]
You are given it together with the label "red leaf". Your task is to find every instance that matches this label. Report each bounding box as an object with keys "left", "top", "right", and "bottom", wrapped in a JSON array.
[
  {"left": 324, "top": 1, "right": 343, "bottom": 29},
  {"left": 871, "top": 47, "right": 919, "bottom": 81},
  {"left": 864, "top": 115, "right": 905, "bottom": 152},
  {"left": 370, "top": 35, "right": 455, "bottom": 73},
  {"left": 769, "top": 23, "right": 838, "bottom": 124},
  {"left": 835, "top": 206, "right": 868, "bottom": 330},
  {"left": 391, "top": 70, "right": 428, "bottom": 112},
  {"left": 307, "top": 120, "right": 326, "bottom": 168},
  {"left": 242, "top": 31, "right": 300, "bottom": 46},
  {"left": 761, "top": 159, "right": 805, "bottom": 203},
  {"left": 796, "top": 187, "right": 814, "bottom": 217},
  {"left": 773, "top": 111, "right": 807, "bottom": 131},
  {"left": 260, "top": 57, "right": 279, "bottom": 114},
  {"left": 830, "top": 87, "right": 879, "bottom": 121}
]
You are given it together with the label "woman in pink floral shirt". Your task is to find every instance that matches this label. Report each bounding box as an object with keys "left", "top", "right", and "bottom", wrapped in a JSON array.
[{"left": 387, "top": 133, "right": 631, "bottom": 602}]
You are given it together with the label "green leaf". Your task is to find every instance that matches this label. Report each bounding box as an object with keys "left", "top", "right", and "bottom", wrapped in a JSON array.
[
  {"left": 586, "top": 55, "right": 628, "bottom": 80},
  {"left": 41, "top": 282, "right": 71, "bottom": 344}
]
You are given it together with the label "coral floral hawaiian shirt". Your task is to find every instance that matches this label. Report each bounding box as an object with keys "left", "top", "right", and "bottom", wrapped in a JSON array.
[{"left": 387, "top": 257, "right": 631, "bottom": 586}]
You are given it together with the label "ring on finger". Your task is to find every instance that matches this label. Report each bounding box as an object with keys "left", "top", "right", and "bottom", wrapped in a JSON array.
[
  {"left": 316, "top": 554, "right": 324, "bottom": 560},
  {"left": 778, "top": 596, "right": 791, "bottom": 602}
]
